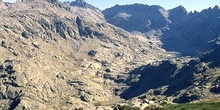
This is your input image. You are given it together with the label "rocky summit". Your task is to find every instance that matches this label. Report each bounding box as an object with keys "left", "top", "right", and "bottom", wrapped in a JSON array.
[{"left": 0, "top": 0, "right": 220, "bottom": 110}]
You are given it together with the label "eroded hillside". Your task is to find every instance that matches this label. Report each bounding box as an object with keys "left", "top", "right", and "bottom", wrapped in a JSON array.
[
  {"left": 1, "top": 0, "right": 220, "bottom": 109},
  {"left": 103, "top": 3, "right": 220, "bottom": 109},
  {"left": 0, "top": 0, "right": 171, "bottom": 109}
]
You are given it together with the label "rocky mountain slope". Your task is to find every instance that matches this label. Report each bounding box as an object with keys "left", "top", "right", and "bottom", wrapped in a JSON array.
[
  {"left": 0, "top": 1, "right": 11, "bottom": 11},
  {"left": 121, "top": 41, "right": 220, "bottom": 104},
  {"left": 103, "top": 3, "right": 220, "bottom": 109},
  {"left": 1, "top": 0, "right": 220, "bottom": 109},
  {"left": 103, "top": 5, "right": 220, "bottom": 56},
  {"left": 162, "top": 6, "right": 220, "bottom": 56},
  {"left": 102, "top": 4, "right": 170, "bottom": 33},
  {"left": 0, "top": 0, "right": 171, "bottom": 109},
  {"left": 69, "top": 0, "right": 99, "bottom": 11}
]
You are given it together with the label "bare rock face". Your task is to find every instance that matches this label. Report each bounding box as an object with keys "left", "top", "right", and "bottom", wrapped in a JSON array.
[
  {"left": 103, "top": 5, "right": 220, "bottom": 57},
  {"left": 0, "top": 1, "right": 11, "bottom": 11},
  {"left": 103, "top": 4, "right": 171, "bottom": 33},
  {"left": 120, "top": 44, "right": 220, "bottom": 103},
  {"left": 0, "top": 60, "right": 22, "bottom": 110},
  {"left": 168, "top": 5, "right": 187, "bottom": 22},
  {"left": 162, "top": 6, "right": 220, "bottom": 56},
  {"left": 1, "top": 0, "right": 220, "bottom": 109},
  {"left": 0, "top": 0, "right": 169, "bottom": 109},
  {"left": 47, "top": 0, "right": 58, "bottom": 3},
  {"left": 70, "top": 0, "right": 99, "bottom": 10}
]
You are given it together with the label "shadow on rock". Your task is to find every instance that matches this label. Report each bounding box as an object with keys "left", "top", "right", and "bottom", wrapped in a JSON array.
[{"left": 120, "top": 60, "right": 196, "bottom": 100}]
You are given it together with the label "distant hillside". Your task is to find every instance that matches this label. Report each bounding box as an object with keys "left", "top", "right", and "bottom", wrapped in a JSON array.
[
  {"left": 103, "top": 5, "right": 220, "bottom": 56},
  {"left": 162, "top": 6, "right": 220, "bottom": 56},
  {"left": 102, "top": 4, "right": 171, "bottom": 33}
]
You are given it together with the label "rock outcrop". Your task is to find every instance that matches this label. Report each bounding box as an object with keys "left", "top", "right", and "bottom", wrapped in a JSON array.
[
  {"left": 1, "top": 0, "right": 220, "bottom": 109},
  {"left": 0, "top": 0, "right": 169, "bottom": 109},
  {"left": 121, "top": 50, "right": 220, "bottom": 103},
  {"left": 70, "top": 0, "right": 99, "bottom": 11}
]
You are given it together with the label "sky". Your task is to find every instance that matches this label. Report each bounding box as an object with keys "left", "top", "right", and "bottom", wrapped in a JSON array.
[{"left": 2, "top": 0, "right": 220, "bottom": 12}]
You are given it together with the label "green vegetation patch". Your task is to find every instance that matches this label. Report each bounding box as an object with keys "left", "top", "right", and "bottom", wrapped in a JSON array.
[{"left": 163, "top": 101, "right": 220, "bottom": 110}]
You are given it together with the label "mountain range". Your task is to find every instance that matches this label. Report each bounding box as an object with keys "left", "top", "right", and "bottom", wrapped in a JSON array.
[
  {"left": 103, "top": 4, "right": 220, "bottom": 56},
  {"left": 0, "top": 0, "right": 220, "bottom": 109}
]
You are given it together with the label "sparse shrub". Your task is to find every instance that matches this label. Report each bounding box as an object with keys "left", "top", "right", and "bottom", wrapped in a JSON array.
[
  {"left": 21, "top": 32, "right": 28, "bottom": 39},
  {"left": 74, "top": 108, "right": 83, "bottom": 110},
  {"left": 144, "top": 105, "right": 163, "bottom": 110}
]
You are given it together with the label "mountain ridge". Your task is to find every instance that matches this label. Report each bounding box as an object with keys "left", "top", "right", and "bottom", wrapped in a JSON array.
[
  {"left": 69, "top": 0, "right": 100, "bottom": 11},
  {"left": 102, "top": 4, "right": 171, "bottom": 33},
  {"left": 0, "top": 1, "right": 170, "bottom": 109},
  {"left": 103, "top": 4, "right": 220, "bottom": 56},
  {"left": 0, "top": 0, "right": 220, "bottom": 109}
]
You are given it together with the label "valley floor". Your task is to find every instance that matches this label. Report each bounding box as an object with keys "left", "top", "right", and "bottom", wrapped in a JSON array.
[{"left": 163, "top": 100, "right": 220, "bottom": 110}]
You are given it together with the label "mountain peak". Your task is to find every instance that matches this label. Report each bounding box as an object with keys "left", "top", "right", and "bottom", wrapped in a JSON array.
[
  {"left": 44, "top": 0, "right": 58, "bottom": 3},
  {"left": 70, "top": 0, "right": 99, "bottom": 10},
  {"left": 75, "top": 0, "right": 85, "bottom": 4},
  {"left": 171, "top": 5, "right": 187, "bottom": 13},
  {"left": 169, "top": 5, "right": 187, "bottom": 21},
  {"left": 177, "top": 5, "right": 184, "bottom": 9},
  {"left": 213, "top": 5, "right": 220, "bottom": 10}
]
